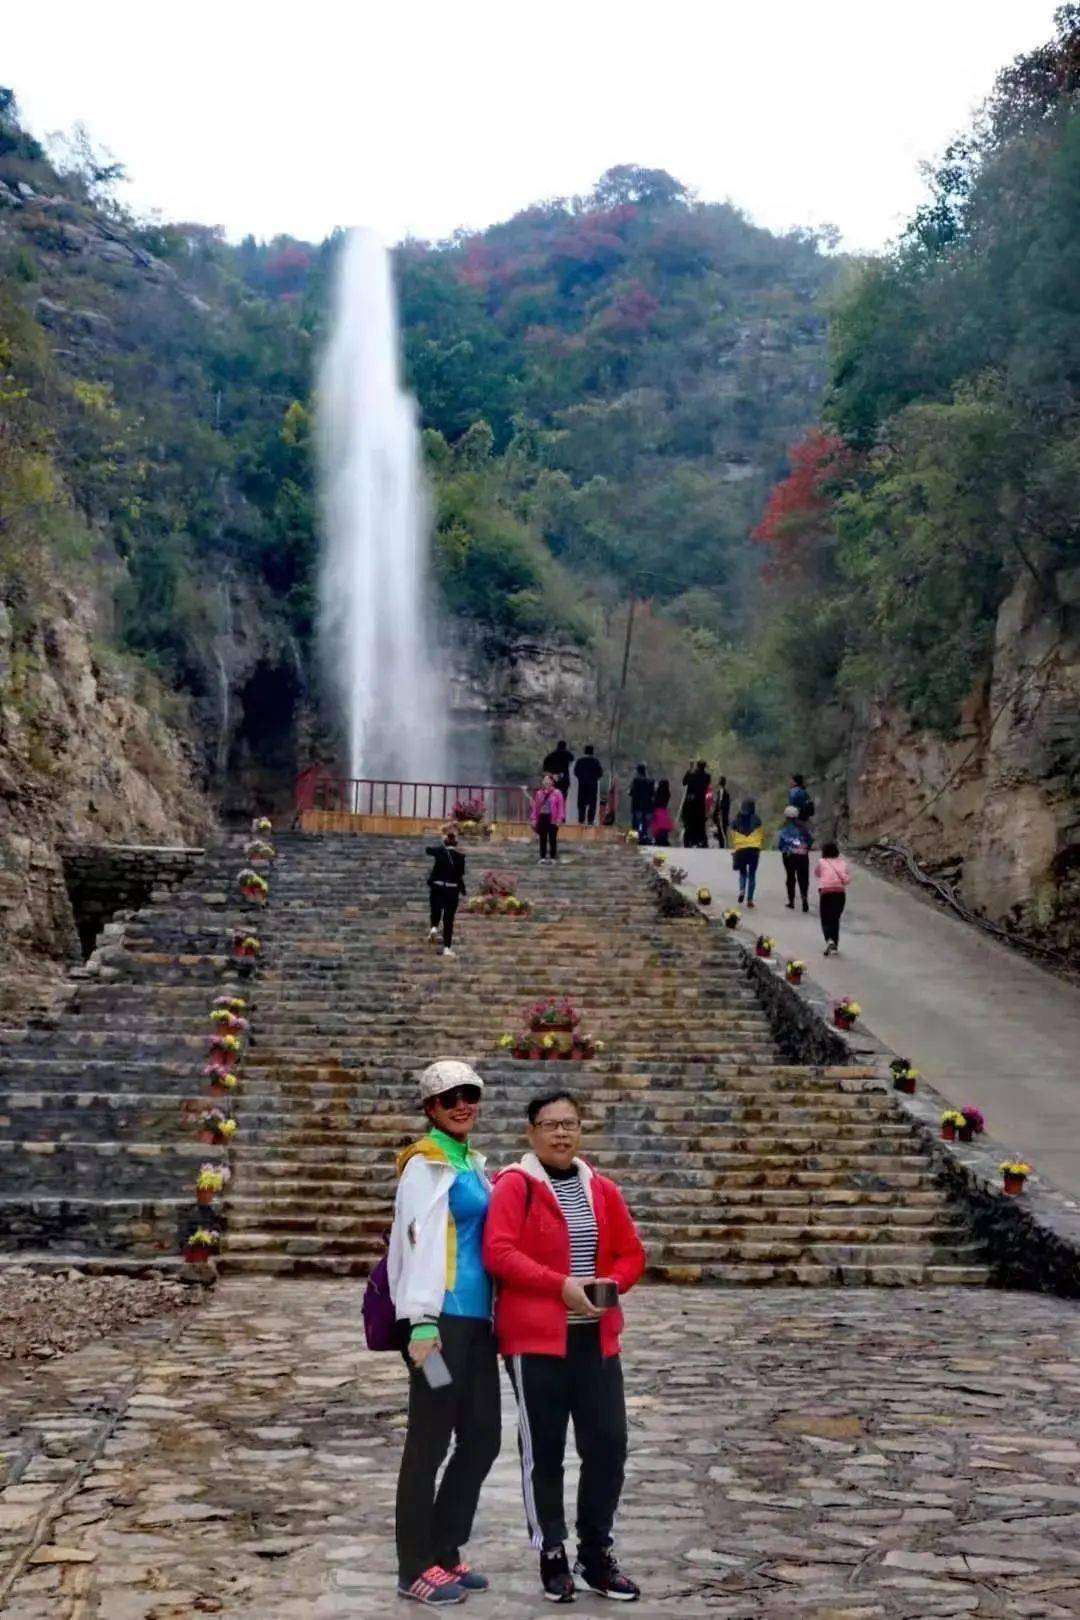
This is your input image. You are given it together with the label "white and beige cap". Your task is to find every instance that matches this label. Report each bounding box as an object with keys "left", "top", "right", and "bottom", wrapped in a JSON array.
[{"left": 419, "top": 1058, "right": 485, "bottom": 1102}]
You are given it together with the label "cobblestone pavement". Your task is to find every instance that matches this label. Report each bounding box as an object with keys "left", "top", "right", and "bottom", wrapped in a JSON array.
[{"left": 3, "top": 1282, "right": 1080, "bottom": 1618}]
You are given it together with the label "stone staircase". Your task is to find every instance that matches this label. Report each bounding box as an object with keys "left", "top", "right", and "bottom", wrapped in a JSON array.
[
  {"left": 227, "top": 835, "right": 986, "bottom": 1285},
  {"left": 0, "top": 832, "right": 990, "bottom": 1286}
]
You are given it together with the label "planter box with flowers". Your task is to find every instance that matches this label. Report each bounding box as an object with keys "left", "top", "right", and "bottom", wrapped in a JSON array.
[
  {"left": 958, "top": 1105, "right": 985, "bottom": 1143},
  {"left": 1001, "top": 1160, "right": 1032, "bottom": 1196},
  {"left": 889, "top": 1056, "right": 918, "bottom": 1093},
  {"left": 238, "top": 869, "right": 269, "bottom": 904},
  {"left": 625, "top": 829, "right": 640, "bottom": 846},
  {"left": 206, "top": 1070, "right": 239, "bottom": 1097},
  {"left": 184, "top": 1227, "right": 220, "bottom": 1264},
  {"left": 466, "top": 870, "right": 533, "bottom": 918},
  {"left": 499, "top": 995, "right": 605, "bottom": 1061},
  {"left": 940, "top": 1109, "right": 965, "bottom": 1141},
  {"left": 833, "top": 996, "right": 861, "bottom": 1031},
  {"left": 722, "top": 907, "right": 741, "bottom": 929},
  {"left": 246, "top": 838, "right": 276, "bottom": 865},
  {"left": 232, "top": 933, "right": 260, "bottom": 976},
  {"left": 755, "top": 934, "right": 776, "bottom": 960},
  {"left": 452, "top": 799, "right": 492, "bottom": 839},
  {"left": 785, "top": 959, "right": 806, "bottom": 985},
  {"left": 252, "top": 817, "right": 273, "bottom": 835},
  {"left": 208, "top": 1031, "right": 243, "bottom": 1069},
  {"left": 195, "top": 1163, "right": 231, "bottom": 1206},
  {"left": 696, "top": 886, "right": 712, "bottom": 906},
  {"left": 196, "top": 1108, "right": 238, "bottom": 1145}
]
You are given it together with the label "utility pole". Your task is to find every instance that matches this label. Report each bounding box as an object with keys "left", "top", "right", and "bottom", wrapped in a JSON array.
[{"left": 606, "top": 596, "right": 638, "bottom": 811}]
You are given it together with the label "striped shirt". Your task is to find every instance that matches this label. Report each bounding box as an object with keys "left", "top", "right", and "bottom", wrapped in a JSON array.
[{"left": 548, "top": 1167, "right": 598, "bottom": 1308}]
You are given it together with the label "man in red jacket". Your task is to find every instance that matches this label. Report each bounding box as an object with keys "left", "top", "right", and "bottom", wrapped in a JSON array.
[{"left": 483, "top": 1089, "right": 646, "bottom": 1604}]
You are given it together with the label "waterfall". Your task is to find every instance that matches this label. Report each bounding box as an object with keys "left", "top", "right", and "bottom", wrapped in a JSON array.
[{"left": 316, "top": 228, "right": 451, "bottom": 786}]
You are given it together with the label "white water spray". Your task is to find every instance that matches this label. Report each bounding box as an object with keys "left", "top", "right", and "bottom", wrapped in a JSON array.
[{"left": 317, "top": 229, "right": 451, "bottom": 784}]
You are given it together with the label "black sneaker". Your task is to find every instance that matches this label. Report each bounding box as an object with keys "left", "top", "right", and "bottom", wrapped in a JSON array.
[
  {"left": 575, "top": 1551, "right": 640, "bottom": 1602},
  {"left": 540, "top": 1546, "right": 575, "bottom": 1603}
]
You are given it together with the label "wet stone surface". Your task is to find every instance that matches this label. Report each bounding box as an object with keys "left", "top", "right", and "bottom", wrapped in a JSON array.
[{"left": 2, "top": 1281, "right": 1080, "bottom": 1617}]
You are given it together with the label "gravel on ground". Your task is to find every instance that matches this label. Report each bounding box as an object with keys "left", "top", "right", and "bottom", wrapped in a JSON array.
[{"left": 0, "top": 1269, "right": 196, "bottom": 1361}]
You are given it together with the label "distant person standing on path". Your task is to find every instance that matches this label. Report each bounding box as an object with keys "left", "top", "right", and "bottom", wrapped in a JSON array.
[
  {"left": 573, "top": 745, "right": 604, "bottom": 826},
  {"left": 816, "top": 840, "right": 852, "bottom": 956},
  {"left": 788, "top": 774, "right": 815, "bottom": 819},
  {"left": 531, "top": 774, "right": 566, "bottom": 865},
  {"left": 651, "top": 778, "right": 674, "bottom": 847},
  {"left": 628, "top": 764, "right": 655, "bottom": 843},
  {"left": 543, "top": 741, "right": 574, "bottom": 800},
  {"left": 713, "top": 775, "right": 731, "bottom": 847},
  {"left": 731, "top": 799, "right": 764, "bottom": 908},
  {"left": 483, "top": 1089, "right": 647, "bottom": 1605},
  {"left": 681, "top": 760, "right": 711, "bottom": 848},
  {"left": 778, "top": 806, "right": 814, "bottom": 912},
  {"left": 425, "top": 826, "right": 467, "bottom": 960}
]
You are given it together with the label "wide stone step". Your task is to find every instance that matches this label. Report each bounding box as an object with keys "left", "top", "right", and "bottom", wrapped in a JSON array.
[{"left": 649, "top": 1262, "right": 992, "bottom": 1286}]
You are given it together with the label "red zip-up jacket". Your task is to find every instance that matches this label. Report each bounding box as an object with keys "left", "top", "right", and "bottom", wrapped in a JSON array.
[{"left": 483, "top": 1153, "right": 647, "bottom": 1358}]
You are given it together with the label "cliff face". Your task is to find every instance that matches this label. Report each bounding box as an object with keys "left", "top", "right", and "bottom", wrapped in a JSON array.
[
  {"left": 0, "top": 577, "right": 212, "bottom": 1010},
  {"left": 449, "top": 633, "right": 599, "bottom": 782},
  {"left": 842, "top": 564, "right": 1080, "bottom": 956}
]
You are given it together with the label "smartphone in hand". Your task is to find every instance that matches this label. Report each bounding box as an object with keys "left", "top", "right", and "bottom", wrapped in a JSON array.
[{"left": 420, "top": 1348, "right": 453, "bottom": 1389}]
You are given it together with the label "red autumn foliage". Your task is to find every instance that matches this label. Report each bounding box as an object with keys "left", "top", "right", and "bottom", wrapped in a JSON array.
[
  {"left": 752, "top": 429, "right": 850, "bottom": 578},
  {"left": 595, "top": 281, "right": 659, "bottom": 336}
]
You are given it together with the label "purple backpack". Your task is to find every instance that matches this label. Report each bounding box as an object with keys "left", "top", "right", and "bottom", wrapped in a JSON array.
[{"left": 362, "top": 1252, "right": 398, "bottom": 1351}]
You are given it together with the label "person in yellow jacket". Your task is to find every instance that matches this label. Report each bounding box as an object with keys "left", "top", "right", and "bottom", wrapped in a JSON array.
[{"left": 730, "top": 798, "right": 764, "bottom": 908}]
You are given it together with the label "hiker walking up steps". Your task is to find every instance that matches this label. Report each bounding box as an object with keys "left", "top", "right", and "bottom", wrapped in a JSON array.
[
  {"left": 425, "top": 826, "right": 466, "bottom": 960},
  {"left": 390, "top": 1060, "right": 500, "bottom": 1607}
]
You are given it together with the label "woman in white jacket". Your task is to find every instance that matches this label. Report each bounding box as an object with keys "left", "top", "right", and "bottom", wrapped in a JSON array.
[{"left": 389, "top": 1059, "right": 500, "bottom": 1607}]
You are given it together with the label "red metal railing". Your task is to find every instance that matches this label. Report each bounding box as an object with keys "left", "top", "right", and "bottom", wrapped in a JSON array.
[{"left": 295, "top": 769, "right": 532, "bottom": 824}]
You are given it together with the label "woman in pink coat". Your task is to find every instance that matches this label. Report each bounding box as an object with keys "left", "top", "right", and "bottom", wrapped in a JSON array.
[
  {"left": 815, "top": 840, "right": 852, "bottom": 956},
  {"left": 530, "top": 774, "right": 566, "bottom": 864}
]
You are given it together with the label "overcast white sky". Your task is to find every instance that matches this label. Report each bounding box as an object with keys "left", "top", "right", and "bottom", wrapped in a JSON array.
[{"left": 4, "top": 0, "right": 1060, "bottom": 252}]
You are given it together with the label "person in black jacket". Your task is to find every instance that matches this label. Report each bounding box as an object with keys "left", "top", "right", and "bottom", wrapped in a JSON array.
[
  {"left": 628, "top": 764, "right": 655, "bottom": 842},
  {"left": 542, "top": 740, "right": 574, "bottom": 798},
  {"left": 713, "top": 775, "right": 731, "bottom": 848},
  {"left": 573, "top": 745, "right": 604, "bottom": 826},
  {"left": 681, "top": 761, "right": 711, "bottom": 849},
  {"left": 426, "top": 826, "right": 467, "bottom": 959}
]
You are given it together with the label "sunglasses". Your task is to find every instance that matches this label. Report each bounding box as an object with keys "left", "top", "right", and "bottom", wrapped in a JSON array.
[{"left": 434, "top": 1085, "right": 482, "bottom": 1108}]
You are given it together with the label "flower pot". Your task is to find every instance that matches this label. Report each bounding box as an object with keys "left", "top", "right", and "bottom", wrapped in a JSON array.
[
  {"left": 209, "top": 1082, "right": 226, "bottom": 1097},
  {"left": 894, "top": 1074, "right": 916, "bottom": 1095},
  {"left": 196, "top": 1188, "right": 215, "bottom": 1206},
  {"left": 941, "top": 1122, "right": 956, "bottom": 1141},
  {"left": 834, "top": 1013, "right": 854, "bottom": 1031},
  {"left": 958, "top": 1124, "right": 974, "bottom": 1143},
  {"left": 558, "top": 1049, "right": 573, "bottom": 1061},
  {"left": 787, "top": 972, "right": 803, "bottom": 985},
  {"left": 1003, "top": 1173, "right": 1027, "bottom": 1197},
  {"left": 755, "top": 947, "right": 771, "bottom": 959},
  {"left": 532, "top": 1019, "right": 574, "bottom": 1032},
  {"left": 198, "top": 1128, "right": 216, "bottom": 1144},
  {"left": 184, "top": 1246, "right": 210, "bottom": 1264}
]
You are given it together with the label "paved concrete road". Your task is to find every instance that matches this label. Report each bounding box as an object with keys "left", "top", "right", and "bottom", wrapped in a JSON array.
[
  {"left": 4, "top": 1280, "right": 1080, "bottom": 1618},
  {"left": 661, "top": 848, "right": 1080, "bottom": 1198}
]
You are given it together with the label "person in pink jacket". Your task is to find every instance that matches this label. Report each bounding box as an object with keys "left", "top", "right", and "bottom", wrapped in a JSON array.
[
  {"left": 530, "top": 774, "right": 566, "bottom": 864},
  {"left": 815, "top": 840, "right": 852, "bottom": 956}
]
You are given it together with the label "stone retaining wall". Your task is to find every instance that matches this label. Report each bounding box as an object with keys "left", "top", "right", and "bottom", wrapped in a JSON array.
[
  {"left": 734, "top": 936, "right": 1080, "bottom": 1298},
  {"left": 61, "top": 844, "right": 204, "bottom": 958}
]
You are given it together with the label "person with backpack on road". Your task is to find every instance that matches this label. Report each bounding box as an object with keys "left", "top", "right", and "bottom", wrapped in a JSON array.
[
  {"left": 788, "top": 774, "right": 815, "bottom": 820},
  {"left": 387, "top": 1059, "right": 500, "bottom": 1607},
  {"left": 425, "top": 826, "right": 466, "bottom": 959},
  {"left": 483, "top": 1089, "right": 647, "bottom": 1605},
  {"left": 531, "top": 774, "right": 566, "bottom": 864},
  {"left": 816, "top": 840, "right": 852, "bottom": 956},
  {"left": 777, "top": 805, "right": 814, "bottom": 912},
  {"left": 731, "top": 799, "right": 764, "bottom": 908}
]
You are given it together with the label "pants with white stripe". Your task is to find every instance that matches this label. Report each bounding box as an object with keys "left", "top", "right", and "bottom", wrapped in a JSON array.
[{"left": 506, "top": 1327, "right": 628, "bottom": 1556}]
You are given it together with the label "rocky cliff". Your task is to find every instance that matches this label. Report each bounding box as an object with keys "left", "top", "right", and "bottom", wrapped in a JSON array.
[
  {"left": 0, "top": 576, "right": 212, "bottom": 1013},
  {"left": 840, "top": 563, "right": 1080, "bottom": 959}
]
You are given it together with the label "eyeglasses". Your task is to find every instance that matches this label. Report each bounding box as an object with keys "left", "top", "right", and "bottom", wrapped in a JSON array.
[
  {"left": 533, "top": 1117, "right": 581, "bottom": 1134},
  {"left": 434, "top": 1085, "right": 482, "bottom": 1108}
]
